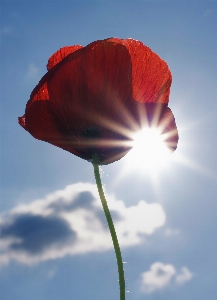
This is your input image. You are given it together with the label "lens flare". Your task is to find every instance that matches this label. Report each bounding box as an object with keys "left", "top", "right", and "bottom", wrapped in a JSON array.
[{"left": 128, "top": 128, "right": 172, "bottom": 171}]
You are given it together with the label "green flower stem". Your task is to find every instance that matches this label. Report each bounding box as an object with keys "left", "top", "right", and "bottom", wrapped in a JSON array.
[{"left": 92, "top": 154, "right": 125, "bottom": 300}]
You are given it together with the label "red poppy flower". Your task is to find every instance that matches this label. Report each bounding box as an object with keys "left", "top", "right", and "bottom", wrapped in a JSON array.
[{"left": 18, "top": 38, "right": 178, "bottom": 164}]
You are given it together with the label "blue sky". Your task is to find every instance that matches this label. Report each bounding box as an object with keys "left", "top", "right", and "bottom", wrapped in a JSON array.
[{"left": 1, "top": 1, "right": 217, "bottom": 299}]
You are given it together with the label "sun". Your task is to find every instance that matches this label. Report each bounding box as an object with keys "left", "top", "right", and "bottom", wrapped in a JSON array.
[
  {"left": 126, "top": 127, "right": 172, "bottom": 172},
  {"left": 111, "top": 125, "right": 174, "bottom": 187}
]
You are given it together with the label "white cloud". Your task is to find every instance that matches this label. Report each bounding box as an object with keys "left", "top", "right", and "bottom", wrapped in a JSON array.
[
  {"left": 140, "top": 262, "right": 176, "bottom": 293},
  {"left": 0, "top": 182, "right": 166, "bottom": 266},
  {"left": 175, "top": 266, "right": 193, "bottom": 285},
  {"left": 140, "top": 262, "right": 193, "bottom": 293}
]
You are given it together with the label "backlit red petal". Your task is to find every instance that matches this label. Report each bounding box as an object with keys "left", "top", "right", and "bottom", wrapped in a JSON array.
[
  {"left": 18, "top": 38, "right": 178, "bottom": 164},
  {"left": 102, "top": 38, "right": 171, "bottom": 104},
  {"left": 47, "top": 39, "right": 134, "bottom": 136},
  {"left": 18, "top": 115, "right": 26, "bottom": 130},
  {"left": 159, "top": 107, "right": 179, "bottom": 151},
  {"left": 46, "top": 45, "right": 83, "bottom": 70}
]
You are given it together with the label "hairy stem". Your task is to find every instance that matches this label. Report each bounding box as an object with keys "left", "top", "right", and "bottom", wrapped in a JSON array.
[{"left": 92, "top": 154, "right": 125, "bottom": 300}]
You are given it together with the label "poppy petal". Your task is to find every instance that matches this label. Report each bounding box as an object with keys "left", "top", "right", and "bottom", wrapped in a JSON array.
[
  {"left": 46, "top": 45, "right": 83, "bottom": 70},
  {"left": 45, "top": 39, "right": 135, "bottom": 163},
  {"left": 18, "top": 115, "right": 27, "bottom": 130},
  {"left": 22, "top": 82, "right": 63, "bottom": 146},
  {"left": 19, "top": 38, "right": 178, "bottom": 164},
  {"left": 103, "top": 38, "right": 172, "bottom": 104},
  {"left": 158, "top": 107, "right": 179, "bottom": 151}
]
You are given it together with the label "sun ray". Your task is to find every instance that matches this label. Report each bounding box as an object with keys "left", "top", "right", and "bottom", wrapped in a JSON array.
[
  {"left": 105, "top": 105, "right": 177, "bottom": 191},
  {"left": 109, "top": 106, "right": 217, "bottom": 196},
  {"left": 172, "top": 151, "right": 217, "bottom": 181}
]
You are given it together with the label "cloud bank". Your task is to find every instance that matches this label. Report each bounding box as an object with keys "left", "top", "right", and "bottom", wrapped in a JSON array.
[
  {"left": 0, "top": 183, "right": 165, "bottom": 266},
  {"left": 140, "top": 262, "right": 193, "bottom": 293}
]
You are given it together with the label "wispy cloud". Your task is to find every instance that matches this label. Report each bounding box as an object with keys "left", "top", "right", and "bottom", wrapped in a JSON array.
[
  {"left": 0, "top": 183, "right": 166, "bottom": 266},
  {"left": 175, "top": 266, "right": 193, "bottom": 285},
  {"left": 204, "top": 10, "right": 214, "bottom": 18},
  {"left": 164, "top": 227, "right": 180, "bottom": 237},
  {"left": 26, "top": 63, "right": 40, "bottom": 78},
  {"left": 0, "top": 26, "right": 13, "bottom": 35},
  {"left": 140, "top": 262, "right": 193, "bottom": 293}
]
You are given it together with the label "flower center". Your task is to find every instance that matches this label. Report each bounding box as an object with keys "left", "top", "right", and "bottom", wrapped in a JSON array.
[{"left": 82, "top": 127, "right": 101, "bottom": 139}]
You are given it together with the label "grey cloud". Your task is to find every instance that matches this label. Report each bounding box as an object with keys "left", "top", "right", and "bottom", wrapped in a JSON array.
[
  {"left": 1, "top": 214, "right": 76, "bottom": 254},
  {"left": 72, "top": 191, "right": 95, "bottom": 209},
  {"left": 48, "top": 191, "right": 123, "bottom": 230},
  {"left": 49, "top": 191, "right": 95, "bottom": 212},
  {"left": 0, "top": 183, "right": 166, "bottom": 266},
  {"left": 94, "top": 209, "right": 124, "bottom": 229}
]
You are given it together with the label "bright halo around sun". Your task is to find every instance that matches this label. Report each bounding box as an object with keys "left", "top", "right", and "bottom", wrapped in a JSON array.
[{"left": 127, "top": 127, "right": 172, "bottom": 172}]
